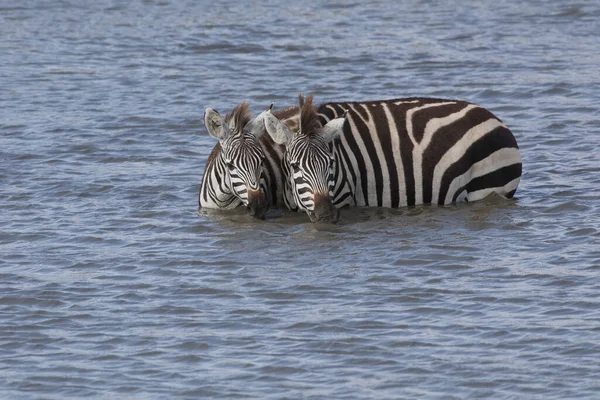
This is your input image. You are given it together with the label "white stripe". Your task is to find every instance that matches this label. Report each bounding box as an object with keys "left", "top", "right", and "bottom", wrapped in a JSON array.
[
  {"left": 382, "top": 103, "right": 407, "bottom": 207},
  {"left": 467, "top": 176, "right": 521, "bottom": 202},
  {"left": 393, "top": 100, "right": 420, "bottom": 106}
]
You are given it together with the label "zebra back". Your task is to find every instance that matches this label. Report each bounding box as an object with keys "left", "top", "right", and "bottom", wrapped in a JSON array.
[{"left": 315, "top": 98, "right": 522, "bottom": 208}]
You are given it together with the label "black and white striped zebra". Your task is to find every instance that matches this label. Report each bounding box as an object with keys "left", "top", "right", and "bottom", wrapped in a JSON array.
[
  {"left": 263, "top": 95, "right": 522, "bottom": 222},
  {"left": 199, "top": 102, "right": 288, "bottom": 219}
]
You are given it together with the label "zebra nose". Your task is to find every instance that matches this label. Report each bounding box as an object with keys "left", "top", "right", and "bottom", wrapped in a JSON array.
[
  {"left": 246, "top": 189, "right": 267, "bottom": 220},
  {"left": 311, "top": 192, "right": 339, "bottom": 223}
]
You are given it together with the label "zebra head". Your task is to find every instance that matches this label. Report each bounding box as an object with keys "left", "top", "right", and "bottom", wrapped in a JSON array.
[
  {"left": 264, "top": 95, "right": 346, "bottom": 223},
  {"left": 203, "top": 102, "right": 271, "bottom": 219}
]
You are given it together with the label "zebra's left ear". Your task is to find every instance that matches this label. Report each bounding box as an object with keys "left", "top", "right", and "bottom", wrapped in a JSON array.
[
  {"left": 244, "top": 104, "right": 273, "bottom": 139},
  {"left": 204, "top": 108, "right": 232, "bottom": 141},
  {"left": 264, "top": 109, "right": 294, "bottom": 146},
  {"left": 320, "top": 116, "right": 346, "bottom": 143}
]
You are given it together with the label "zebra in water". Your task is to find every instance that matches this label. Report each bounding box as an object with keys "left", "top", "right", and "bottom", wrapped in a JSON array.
[
  {"left": 199, "top": 102, "right": 278, "bottom": 219},
  {"left": 199, "top": 102, "right": 298, "bottom": 219},
  {"left": 263, "top": 94, "right": 522, "bottom": 223}
]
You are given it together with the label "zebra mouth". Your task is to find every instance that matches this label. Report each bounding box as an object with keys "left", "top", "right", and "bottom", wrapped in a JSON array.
[
  {"left": 247, "top": 204, "right": 266, "bottom": 220},
  {"left": 307, "top": 209, "right": 339, "bottom": 224},
  {"left": 308, "top": 192, "right": 340, "bottom": 223},
  {"left": 245, "top": 188, "right": 267, "bottom": 220}
]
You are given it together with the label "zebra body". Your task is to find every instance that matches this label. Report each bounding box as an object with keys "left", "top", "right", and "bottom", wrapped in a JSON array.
[{"left": 264, "top": 96, "right": 522, "bottom": 222}]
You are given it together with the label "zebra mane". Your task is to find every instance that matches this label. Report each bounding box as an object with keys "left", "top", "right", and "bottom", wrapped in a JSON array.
[
  {"left": 273, "top": 106, "right": 299, "bottom": 121},
  {"left": 298, "top": 94, "right": 321, "bottom": 136},
  {"left": 206, "top": 141, "right": 222, "bottom": 165},
  {"left": 225, "top": 102, "right": 253, "bottom": 133},
  {"left": 272, "top": 105, "right": 300, "bottom": 133}
]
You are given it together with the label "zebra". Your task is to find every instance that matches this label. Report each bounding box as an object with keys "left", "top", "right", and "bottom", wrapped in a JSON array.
[
  {"left": 199, "top": 101, "right": 296, "bottom": 219},
  {"left": 263, "top": 94, "right": 522, "bottom": 223}
]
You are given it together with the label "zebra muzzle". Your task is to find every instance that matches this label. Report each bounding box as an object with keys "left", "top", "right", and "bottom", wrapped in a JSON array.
[
  {"left": 310, "top": 192, "right": 339, "bottom": 223},
  {"left": 246, "top": 189, "right": 267, "bottom": 220}
]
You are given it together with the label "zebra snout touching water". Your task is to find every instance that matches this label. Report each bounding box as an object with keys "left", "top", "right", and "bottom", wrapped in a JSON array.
[
  {"left": 199, "top": 102, "right": 281, "bottom": 220},
  {"left": 264, "top": 95, "right": 345, "bottom": 223},
  {"left": 264, "top": 94, "right": 522, "bottom": 223},
  {"left": 312, "top": 192, "right": 340, "bottom": 223}
]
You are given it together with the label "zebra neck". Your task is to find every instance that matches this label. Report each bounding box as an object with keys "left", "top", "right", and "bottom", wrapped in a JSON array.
[
  {"left": 198, "top": 159, "right": 241, "bottom": 210},
  {"left": 330, "top": 143, "right": 357, "bottom": 208},
  {"left": 259, "top": 136, "right": 286, "bottom": 209}
]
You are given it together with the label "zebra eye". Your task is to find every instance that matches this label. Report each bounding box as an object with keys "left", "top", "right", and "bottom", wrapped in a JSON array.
[
  {"left": 290, "top": 161, "right": 300, "bottom": 171},
  {"left": 225, "top": 161, "right": 235, "bottom": 170}
]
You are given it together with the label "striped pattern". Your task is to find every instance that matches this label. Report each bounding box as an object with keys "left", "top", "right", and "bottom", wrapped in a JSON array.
[{"left": 294, "top": 98, "right": 521, "bottom": 209}]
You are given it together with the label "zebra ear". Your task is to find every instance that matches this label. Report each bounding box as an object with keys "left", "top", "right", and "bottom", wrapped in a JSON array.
[
  {"left": 204, "top": 108, "right": 231, "bottom": 141},
  {"left": 244, "top": 104, "right": 273, "bottom": 139},
  {"left": 264, "top": 109, "right": 294, "bottom": 145},
  {"left": 320, "top": 116, "right": 346, "bottom": 143}
]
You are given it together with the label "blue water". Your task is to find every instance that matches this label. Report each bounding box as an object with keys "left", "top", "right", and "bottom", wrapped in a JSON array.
[{"left": 2, "top": 1, "right": 600, "bottom": 398}]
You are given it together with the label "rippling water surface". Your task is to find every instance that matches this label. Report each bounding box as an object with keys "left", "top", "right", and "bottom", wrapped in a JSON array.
[{"left": 2, "top": 1, "right": 600, "bottom": 398}]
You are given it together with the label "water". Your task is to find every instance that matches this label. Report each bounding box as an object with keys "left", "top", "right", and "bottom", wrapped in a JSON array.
[{"left": 2, "top": 1, "right": 600, "bottom": 398}]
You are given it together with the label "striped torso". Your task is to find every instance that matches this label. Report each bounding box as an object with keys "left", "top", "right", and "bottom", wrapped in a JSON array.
[{"left": 316, "top": 98, "right": 522, "bottom": 207}]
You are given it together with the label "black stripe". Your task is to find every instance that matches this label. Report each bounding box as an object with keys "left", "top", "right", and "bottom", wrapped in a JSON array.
[
  {"left": 373, "top": 104, "right": 399, "bottom": 207},
  {"left": 318, "top": 103, "right": 347, "bottom": 120},
  {"left": 411, "top": 102, "right": 466, "bottom": 143},
  {"left": 438, "top": 126, "right": 520, "bottom": 203},
  {"left": 297, "top": 186, "right": 312, "bottom": 195},
  {"left": 466, "top": 163, "right": 522, "bottom": 195},
  {"left": 336, "top": 111, "right": 369, "bottom": 205},
  {"left": 214, "top": 162, "right": 224, "bottom": 185},
  {"left": 333, "top": 139, "right": 356, "bottom": 201},
  {"left": 332, "top": 155, "right": 346, "bottom": 199},
  {"left": 260, "top": 135, "right": 281, "bottom": 206},
  {"left": 318, "top": 106, "right": 337, "bottom": 124},
  {"left": 451, "top": 187, "right": 467, "bottom": 203},
  {"left": 335, "top": 191, "right": 353, "bottom": 206},
  {"left": 389, "top": 102, "right": 415, "bottom": 206},
  {"left": 361, "top": 104, "right": 385, "bottom": 206}
]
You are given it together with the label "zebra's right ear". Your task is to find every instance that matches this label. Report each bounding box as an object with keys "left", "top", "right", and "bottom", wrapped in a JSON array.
[
  {"left": 204, "top": 108, "right": 231, "bottom": 141},
  {"left": 264, "top": 110, "right": 294, "bottom": 146}
]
